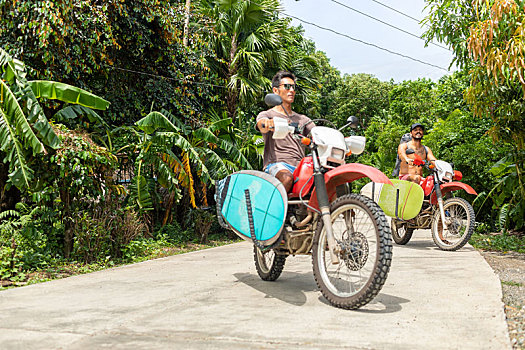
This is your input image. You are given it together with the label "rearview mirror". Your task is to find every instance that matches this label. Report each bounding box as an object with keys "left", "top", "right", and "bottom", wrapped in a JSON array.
[
  {"left": 340, "top": 116, "right": 360, "bottom": 131},
  {"left": 264, "top": 93, "right": 282, "bottom": 107},
  {"left": 347, "top": 116, "right": 359, "bottom": 128}
]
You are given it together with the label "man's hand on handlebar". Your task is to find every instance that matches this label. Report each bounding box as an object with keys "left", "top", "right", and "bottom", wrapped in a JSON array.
[{"left": 258, "top": 118, "right": 274, "bottom": 133}]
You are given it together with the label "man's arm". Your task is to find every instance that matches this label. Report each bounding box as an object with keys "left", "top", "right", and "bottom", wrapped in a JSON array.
[
  {"left": 398, "top": 143, "right": 413, "bottom": 166},
  {"left": 302, "top": 118, "right": 315, "bottom": 136}
]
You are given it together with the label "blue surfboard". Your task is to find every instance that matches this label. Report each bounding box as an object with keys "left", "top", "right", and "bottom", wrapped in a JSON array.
[{"left": 216, "top": 170, "right": 287, "bottom": 246}]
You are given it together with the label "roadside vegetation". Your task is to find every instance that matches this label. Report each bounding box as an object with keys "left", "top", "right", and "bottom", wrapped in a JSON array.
[{"left": 0, "top": 0, "right": 523, "bottom": 287}]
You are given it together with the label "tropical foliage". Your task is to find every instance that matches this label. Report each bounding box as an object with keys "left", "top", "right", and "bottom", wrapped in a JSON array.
[
  {"left": 0, "top": 0, "right": 523, "bottom": 284},
  {"left": 423, "top": 0, "right": 525, "bottom": 231},
  {"left": 197, "top": 0, "right": 319, "bottom": 124},
  {"left": 0, "top": 0, "right": 218, "bottom": 126}
]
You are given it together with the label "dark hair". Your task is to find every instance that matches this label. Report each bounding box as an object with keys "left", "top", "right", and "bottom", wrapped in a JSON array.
[{"left": 271, "top": 70, "right": 296, "bottom": 88}]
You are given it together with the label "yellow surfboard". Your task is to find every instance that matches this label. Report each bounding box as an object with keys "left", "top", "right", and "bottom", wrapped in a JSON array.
[{"left": 361, "top": 179, "right": 424, "bottom": 220}]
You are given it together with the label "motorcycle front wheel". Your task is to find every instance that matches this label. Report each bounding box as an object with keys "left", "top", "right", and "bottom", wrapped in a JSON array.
[
  {"left": 431, "top": 197, "right": 475, "bottom": 251},
  {"left": 312, "top": 194, "right": 392, "bottom": 309},
  {"left": 391, "top": 218, "right": 414, "bottom": 245},
  {"left": 254, "top": 246, "right": 287, "bottom": 281}
]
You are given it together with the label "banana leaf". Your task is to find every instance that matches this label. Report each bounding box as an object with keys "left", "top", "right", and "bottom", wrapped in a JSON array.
[
  {"left": 53, "top": 105, "right": 109, "bottom": 128},
  {"left": 1, "top": 49, "right": 60, "bottom": 149},
  {"left": 129, "top": 175, "right": 153, "bottom": 210},
  {"left": 0, "top": 107, "right": 33, "bottom": 189},
  {"left": 29, "top": 80, "right": 110, "bottom": 110},
  {"left": 0, "top": 80, "right": 45, "bottom": 155},
  {"left": 136, "top": 111, "right": 180, "bottom": 134}
]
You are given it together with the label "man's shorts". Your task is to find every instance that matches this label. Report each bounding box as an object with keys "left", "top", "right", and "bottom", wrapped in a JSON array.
[{"left": 264, "top": 162, "right": 296, "bottom": 177}]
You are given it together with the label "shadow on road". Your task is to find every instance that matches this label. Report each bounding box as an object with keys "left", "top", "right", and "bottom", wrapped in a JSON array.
[
  {"left": 234, "top": 271, "right": 316, "bottom": 306},
  {"left": 234, "top": 271, "right": 410, "bottom": 313},
  {"left": 393, "top": 239, "right": 435, "bottom": 251},
  {"left": 353, "top": 293, "right": 411, "bottom": 314},
  {"left": 394, "top": 239, "right": 477, "bottom": 252}
]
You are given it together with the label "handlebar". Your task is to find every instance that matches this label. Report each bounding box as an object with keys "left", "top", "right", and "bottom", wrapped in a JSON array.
[{"left": 410, "top": 155, "right": 436, "bottom": 170}]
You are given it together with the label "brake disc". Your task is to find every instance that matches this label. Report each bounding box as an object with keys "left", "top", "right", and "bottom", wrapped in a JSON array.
[{"left": 341, "top": 232, "right": 369, "bottom": 271}]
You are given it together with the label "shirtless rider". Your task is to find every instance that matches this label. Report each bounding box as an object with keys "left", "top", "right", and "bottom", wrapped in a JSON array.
[{"left": 398, "top": 123, "right": 436, "bottom": 184}]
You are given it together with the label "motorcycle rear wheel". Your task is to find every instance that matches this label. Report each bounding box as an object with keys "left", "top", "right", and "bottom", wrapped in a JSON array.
[
  {"left": 431, "top": 197, "right": 475, "bottom": 251},
  {"left": 391, "top": 218, "right": 414, "bottom": 245},
  {"left": 254, "top": 246, "right": 287, "bottom": 281},
  {"left": 312, "top": 194, "right": 392, "bottom": 309}
]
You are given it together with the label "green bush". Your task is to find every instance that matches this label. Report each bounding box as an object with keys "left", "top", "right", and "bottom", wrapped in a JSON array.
[
  {"left": 70, "top": 200, "right": 146, "bottom": 263},
  {"left": 0, "top": 205, "right": 57, "bottom": 280},
  {"left": 155, "top": 222, "right": 193, "bottom": 244}
]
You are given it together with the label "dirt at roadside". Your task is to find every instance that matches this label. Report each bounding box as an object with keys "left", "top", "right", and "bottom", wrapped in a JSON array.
[{"left": 480, "top": 250, "right": 525, "bottom": 350}]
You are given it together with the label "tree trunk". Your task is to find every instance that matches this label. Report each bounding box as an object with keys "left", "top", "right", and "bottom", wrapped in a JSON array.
[
  {"left": 227, "top": 34, "right": 239, "bottom": 123},
  {"left": 183, "top": 0, "right": 191, "bottom": 47},
  {"left": 60, "top": 188, "right": 74, "bottom": 259},
  {"left": 226, "top": 89, "right": 239, "bottom": 124},
  {"left": 162, "top": 192, "right": 176, "bottom": 226}
]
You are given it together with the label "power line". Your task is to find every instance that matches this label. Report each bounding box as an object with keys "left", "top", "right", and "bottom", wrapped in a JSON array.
[
  {"left": 107, "top": 64, "right": 391, "bottom": 100},
  {"left": 109, "top": 66, "right": 228, "bottom": 90},
  {"left": 329, "top": 0, "right": 449, "bottom": 51},
  {"left": 282, "top": 12, "right": 449, "bottom": 72},
  {"left": 367, "top": 0, "right": 428, "bottom": 27}
]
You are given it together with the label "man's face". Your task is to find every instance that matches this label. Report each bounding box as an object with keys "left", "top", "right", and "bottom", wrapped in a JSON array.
[
  {"left": 411, "top": 126, "right": 424, "bottom": 140},
  {"left": 273, "top": 77, "right": 296, "bottom": 104}
]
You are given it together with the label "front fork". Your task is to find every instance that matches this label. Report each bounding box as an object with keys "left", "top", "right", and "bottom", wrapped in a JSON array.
[
  {"left": 313, "top": 169, "right": 340, "bottom": 265},
  {"left": 433, "top": 175, "right": 448, "bottom": 231}
]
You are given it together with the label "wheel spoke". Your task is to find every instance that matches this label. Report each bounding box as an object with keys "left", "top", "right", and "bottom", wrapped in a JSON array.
[
  {"left": 431, "top": 197, "right": 475, "bottom": 251},
  {"left": 321, "top": 203, "right": 378, "bottom": 296},
  {"left": 312, "top": 194, "right": 391, "bottom": 309}
]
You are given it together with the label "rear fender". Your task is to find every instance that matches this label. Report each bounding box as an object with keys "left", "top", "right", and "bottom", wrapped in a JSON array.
[
  {"left": 430, "top": 181, "right": 477, "bottom": 205},
  {"left": 308, "top": 163, "right": 392, "bottom": 211}
]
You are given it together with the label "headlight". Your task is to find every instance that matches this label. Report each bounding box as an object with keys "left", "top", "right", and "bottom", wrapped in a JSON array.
[{"left": 331, "top": 148, "right": 345, "bottom": 159}]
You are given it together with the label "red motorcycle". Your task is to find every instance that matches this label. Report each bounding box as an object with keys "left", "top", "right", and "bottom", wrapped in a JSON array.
[
  {"left": 391, "top": 155, "right": 477, "bottom": 251},
  {"left": 217, "top": 94, "right": 393, "bottom": 309}
]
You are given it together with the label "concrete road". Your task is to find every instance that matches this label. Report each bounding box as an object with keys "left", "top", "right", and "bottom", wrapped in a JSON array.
[{"left": 0, "top": 230, "right": 511, "bottom": 349}]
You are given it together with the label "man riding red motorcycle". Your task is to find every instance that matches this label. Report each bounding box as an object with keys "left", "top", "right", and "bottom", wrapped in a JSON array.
[
  {"left": 391, "top": 128, "right": 478, "bottom": 251},
  {"left": 217, "top": 72, "right": 394, "bottom": 309},
  {"left": 398, "top": 123, "right": 436, "bottom": 184},
  {"left": 256, "top": 70, "right": 314, "bottom": 192}
]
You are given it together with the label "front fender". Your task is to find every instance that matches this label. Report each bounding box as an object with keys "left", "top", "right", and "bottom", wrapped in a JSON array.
[
  {"left": 430, "top": 181, "right": 478, "bottom": 205},
  {"left": 308, "top": 163, "right": 392, "bottom": 211}
]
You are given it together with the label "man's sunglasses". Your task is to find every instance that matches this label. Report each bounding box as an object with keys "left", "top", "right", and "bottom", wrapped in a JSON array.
[{"left": 279, "top": 83, "right": 297, "bottom": 91}]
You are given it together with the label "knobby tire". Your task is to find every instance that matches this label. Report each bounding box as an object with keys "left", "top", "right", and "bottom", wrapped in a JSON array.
[
  {"left": 391, "top": 218, "right": 414, "bottom": 245},
  {"left": 254, "top": 246, "right": 287, "bottom": 281},
  {"left": 431, "top": 197, "right": 475, "bottom": 251},
  {"left": 312, "top": 194, "right": 392, "bottom": 310}
]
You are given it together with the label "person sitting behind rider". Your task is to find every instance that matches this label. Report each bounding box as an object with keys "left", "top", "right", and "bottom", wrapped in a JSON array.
[
  {"left": 398, "top": 123, "right": 436, "bottom": 184},
  {"left": 256, "top": 71, "right": 315, "bottom": 193}
]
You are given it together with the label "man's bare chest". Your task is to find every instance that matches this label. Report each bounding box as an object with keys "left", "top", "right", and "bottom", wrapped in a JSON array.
[{"left": 408, "top": 142, "right": 427, "bottom": 159}]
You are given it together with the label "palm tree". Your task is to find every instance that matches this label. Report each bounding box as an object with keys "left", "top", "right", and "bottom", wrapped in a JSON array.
[{"left": 197, "top": 0, "right": 294, "bottom": 123}]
